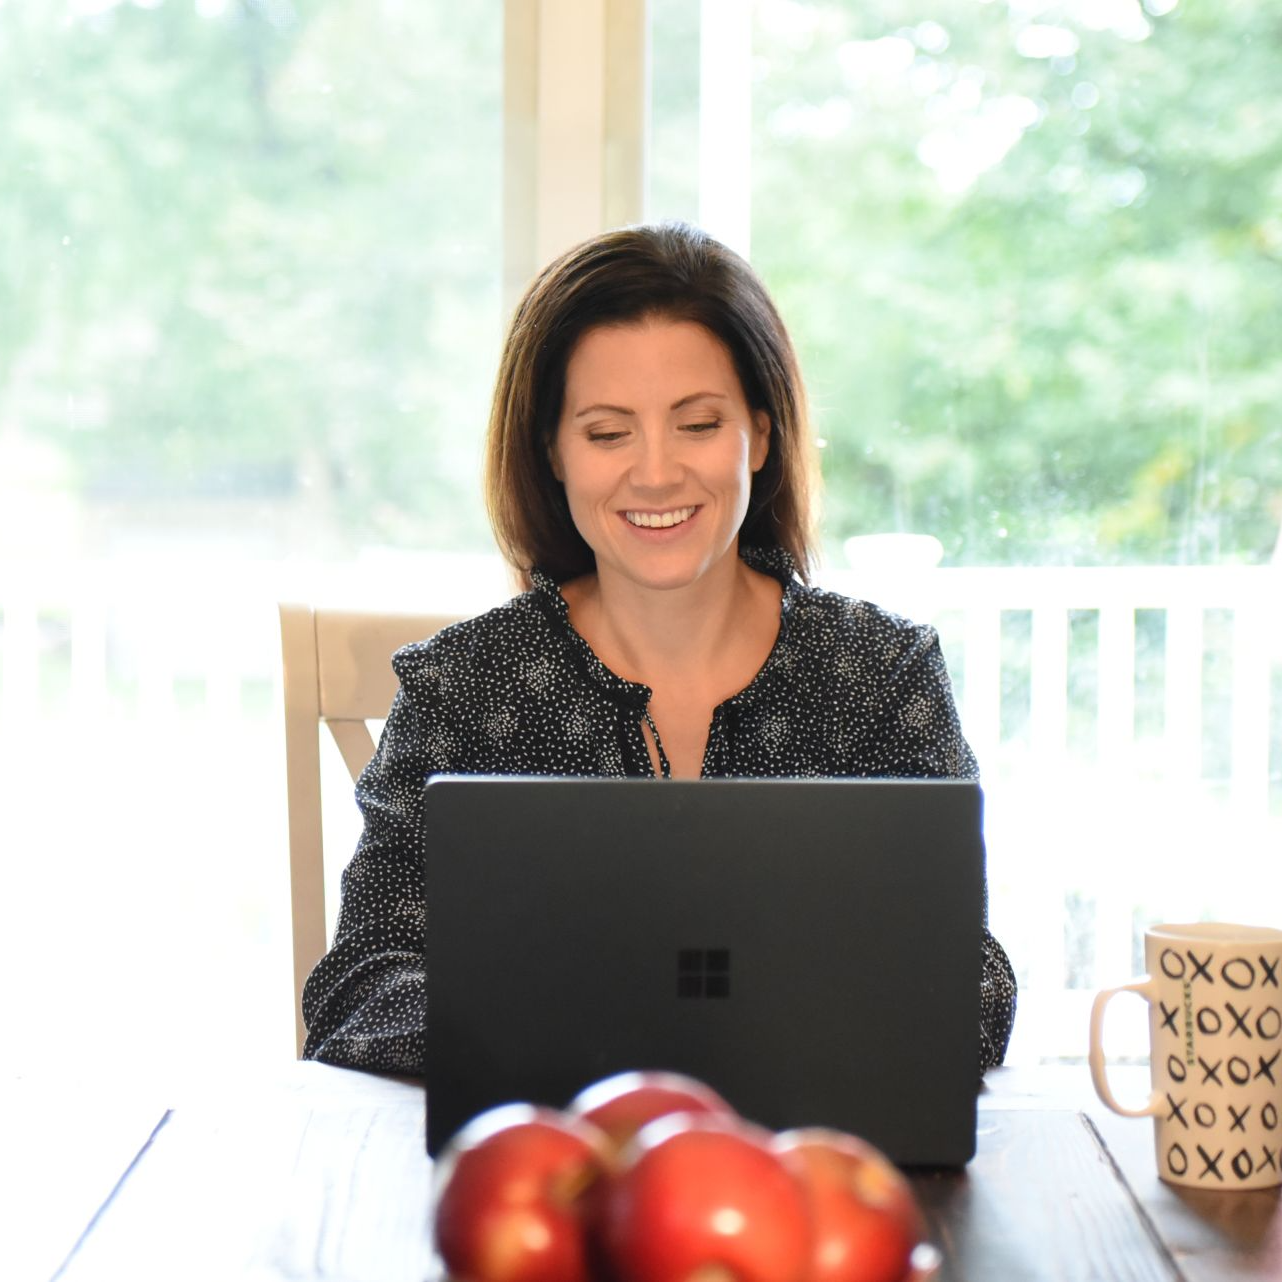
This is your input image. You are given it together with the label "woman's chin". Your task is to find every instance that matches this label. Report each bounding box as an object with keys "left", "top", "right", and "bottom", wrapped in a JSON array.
[{"left": 594, "top": 544, "right": 740, "bottom": 596}]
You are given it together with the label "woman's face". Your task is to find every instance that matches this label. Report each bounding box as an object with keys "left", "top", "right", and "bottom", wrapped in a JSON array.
[{"left": 550, "top": 318, "right": 769, "bottom": 596}]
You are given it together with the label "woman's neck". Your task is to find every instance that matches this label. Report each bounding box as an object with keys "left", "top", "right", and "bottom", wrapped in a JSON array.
[{"left": 561, "top": 551, "right": 780, "bottom": 695}]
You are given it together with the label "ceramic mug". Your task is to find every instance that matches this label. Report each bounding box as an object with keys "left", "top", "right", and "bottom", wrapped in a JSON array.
[{"left": 1089, "top": 922, "right": 1282, "bottom": 1190}]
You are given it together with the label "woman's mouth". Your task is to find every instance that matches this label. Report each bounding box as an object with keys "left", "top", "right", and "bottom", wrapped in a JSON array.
[{"left": 623, "top": 506, "right": 697, "bottom": 529}]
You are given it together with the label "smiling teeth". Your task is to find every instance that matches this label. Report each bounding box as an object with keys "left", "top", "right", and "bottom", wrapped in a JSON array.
[{"left": 625, "top": 506, "right": 696, "bottom": 528}]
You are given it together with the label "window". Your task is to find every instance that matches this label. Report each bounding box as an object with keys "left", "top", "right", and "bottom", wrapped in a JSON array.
[
  {"left": 1, "top": 0, "right": 502, "bottom": 1075},
  {"left": 3, "top": 0, "right": 1277, "bottom": 1076},
  {"left": 738, "top": 0, "right": 1282, "bottom": 1060},
  {"left": 649, "top": 0, "right": 1281, "bottom": 1060}
]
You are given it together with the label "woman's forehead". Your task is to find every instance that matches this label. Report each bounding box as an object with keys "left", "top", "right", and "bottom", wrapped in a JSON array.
[{"left": 563, "top": 318, "right": 743, "bottom": 403}]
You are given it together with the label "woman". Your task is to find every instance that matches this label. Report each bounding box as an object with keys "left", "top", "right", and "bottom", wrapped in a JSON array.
[{"left": 301, "top": 222, "right": 1016, "bottom": 1074}]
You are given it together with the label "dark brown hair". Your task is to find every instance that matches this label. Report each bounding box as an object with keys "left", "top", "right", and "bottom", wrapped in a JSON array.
[{"left": 484, "top": 221, "right": 818, "bottom": 587}]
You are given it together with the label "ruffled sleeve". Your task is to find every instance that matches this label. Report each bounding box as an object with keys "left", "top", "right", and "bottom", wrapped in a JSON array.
[{"left": 300, "top": 648, "right": 447, "bottom": 1075}]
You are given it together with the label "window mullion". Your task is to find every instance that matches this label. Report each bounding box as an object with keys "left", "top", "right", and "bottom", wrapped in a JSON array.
[
  {"left": 503, "top": 0, "right": 648, "bottom": 316},
  {"left": 698, "top": 0, "right": 752, "bottom": 258}
]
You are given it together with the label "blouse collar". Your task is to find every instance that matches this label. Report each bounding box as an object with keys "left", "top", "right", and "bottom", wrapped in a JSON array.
[{"left": 527, "top": 545, "right": 803, "bottom": 710}]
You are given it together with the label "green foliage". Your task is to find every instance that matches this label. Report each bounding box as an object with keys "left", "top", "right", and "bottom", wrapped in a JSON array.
[
  {"left": 3, "top": 0, "right": 1279, "bottom": 566},
  {"left": 1, "top": 0, "right": 501, "bottom": 554},
  {"left": 752, "top": 0, "right": 1282, "bottom": 565}
]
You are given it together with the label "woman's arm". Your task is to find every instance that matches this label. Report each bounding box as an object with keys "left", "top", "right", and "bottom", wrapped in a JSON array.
[
  {"left": 853, "top": 618, "right": 978, "bottom": 780},
  {"left": 858, "top": 616, "right": 1018, "bottom": 1073},
  {"left": 300, "top": 663, "right": 441, "bottom": 1076},
  {"left": 978, "top": 928, "right": 1018, "bottom": 1072}
]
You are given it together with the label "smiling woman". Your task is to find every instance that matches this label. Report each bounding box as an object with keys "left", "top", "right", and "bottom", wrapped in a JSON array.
[
  {"left": 550, "top": 320, "right": 770, "bottom": 599},
  {"left": 300, "top": 221, "right": 1017, "bottom": 1079},
  {"left": 484, "top": 224, "right": 816, "bottom": 590},
  {"left": 549, "top": 318, "right": 778, "bottom": 778}
]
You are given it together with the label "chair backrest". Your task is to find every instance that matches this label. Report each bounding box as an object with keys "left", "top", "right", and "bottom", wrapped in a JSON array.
[{"left": 279, "top": 603, "right": 463, "bottom": 1056}]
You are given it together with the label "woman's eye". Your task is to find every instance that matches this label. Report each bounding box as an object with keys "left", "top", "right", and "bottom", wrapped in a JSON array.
[
  {"left": 587, "top": 430, "right": 627, "bottom": 444},
  {"left": 682, "top": 421, "right": 720, "bottom": 434}
]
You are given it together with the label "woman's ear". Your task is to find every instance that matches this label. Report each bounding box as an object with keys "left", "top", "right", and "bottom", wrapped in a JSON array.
[
  {"left": 750, "top": 410, "right": 771, "bottom": 473},
  {"left": 547, "top": 438, "right": 564, "bottom": 482}
]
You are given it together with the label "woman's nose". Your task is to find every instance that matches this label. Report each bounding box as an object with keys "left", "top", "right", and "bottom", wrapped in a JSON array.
[{"left": 630, "top": 429, "right": 682, "bottom": 489}]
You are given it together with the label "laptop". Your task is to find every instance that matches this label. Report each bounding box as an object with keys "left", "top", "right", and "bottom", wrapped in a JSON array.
[{"left": 422, "top": 776, "right": 984, "bottom": 1166}]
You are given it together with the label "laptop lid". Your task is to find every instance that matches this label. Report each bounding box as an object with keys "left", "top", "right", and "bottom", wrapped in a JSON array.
[{"left": 423, "top": 776, "right": 984, "bottom": 1166}]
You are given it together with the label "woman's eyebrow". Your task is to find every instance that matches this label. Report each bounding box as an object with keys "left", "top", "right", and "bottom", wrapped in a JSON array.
[
  {"left": 574, "top": 402, "right": 635, "bottom": 419},
  {"left": 671, "top": 390, "right": 729, "bottom": 410},
  {"left": 573, "top": 391, "right": 728, "bottom": 419}
]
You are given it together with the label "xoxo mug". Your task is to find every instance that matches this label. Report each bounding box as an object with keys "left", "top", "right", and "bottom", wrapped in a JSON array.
[{"left": 1088, "top": 922, "right": 1282, "bottom": 1190}]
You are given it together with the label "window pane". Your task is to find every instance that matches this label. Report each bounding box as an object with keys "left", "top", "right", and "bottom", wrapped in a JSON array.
[
  {"left": 0, "top": 0, "right": 502, "bottom": 1075},
  {"left": 647, "top": 0, "right": 702, "bottom": 223},
  {"left": 750, "top": 0, "right": 1282, "bottom": 569},
  {"left": 2, "top": 0, "right": 501, "bottom": 562},
  {"left": 744, "top": 0, "right": 1282, "bottom": 1062}
]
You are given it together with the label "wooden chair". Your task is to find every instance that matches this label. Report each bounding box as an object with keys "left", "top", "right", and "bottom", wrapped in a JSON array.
[{"left": 278, "top": 604, "right": 463, "bottom": 1056}]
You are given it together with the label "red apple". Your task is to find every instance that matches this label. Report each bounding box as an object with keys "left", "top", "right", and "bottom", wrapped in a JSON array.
[
  {"left": 568, "top": 1070, "right": 736, "bottom": 1153},
  {"left": 773, "top": 1129, "right": 925, "bottom": 1282},
  {"left": 431, "top": 1103, "right": 611, "bottom": 1282},
  {"left": 600, "top": 1113, "right": 813, "bottom": 1282}
]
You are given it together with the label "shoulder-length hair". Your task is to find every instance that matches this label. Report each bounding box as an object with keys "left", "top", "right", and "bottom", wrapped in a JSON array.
[{"left": 484, "top": 221, "right": 819, "bottom": 588}]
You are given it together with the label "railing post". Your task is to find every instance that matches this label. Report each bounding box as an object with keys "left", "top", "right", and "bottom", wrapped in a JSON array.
[
  {"left": 0, "top": 590, "right": 39, "bottom": 730},
  {"left": 1030, "top": 606, "right": 1069, "bottom": 764},
  {"left": 1098, "top": 603, "right": 1136, "bottom": 774},
  {"left": 1164, "top": 603, "right": 1204, "bottom": 784},
  {"left": 962, "top": 604, "right": 1001, "bottom": 770},
  {"left": 70, "top": 578, "right": 108, "bottom": 722},
  {"left": 1230, "top": 600, "right": 1272, "bottom": 814}
]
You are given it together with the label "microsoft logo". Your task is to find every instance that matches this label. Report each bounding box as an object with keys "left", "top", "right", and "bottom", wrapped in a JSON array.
[{"left": 678, "top": 947, "right": 731, "bottom": 999}]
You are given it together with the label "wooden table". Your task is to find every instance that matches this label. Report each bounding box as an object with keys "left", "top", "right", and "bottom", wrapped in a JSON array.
[{"left": 13, "top": 1062, "right": 1281, "bottom": 1282}]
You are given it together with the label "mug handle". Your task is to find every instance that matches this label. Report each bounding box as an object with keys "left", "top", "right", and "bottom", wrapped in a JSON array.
[{"left": 1088, "top": 978, "right": 1163, "bottom": 1118}]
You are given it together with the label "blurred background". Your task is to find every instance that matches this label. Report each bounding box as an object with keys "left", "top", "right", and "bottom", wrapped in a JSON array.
[{"left": 1, "top": 0, "right": 1279, "bottom": 1079}]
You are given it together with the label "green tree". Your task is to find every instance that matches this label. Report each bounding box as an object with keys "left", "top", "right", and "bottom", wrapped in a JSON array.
[
  {"left": 1, "top": 0, "right": 501, "bottom": 556},
  {"left": 752, "top": 0, "right": 1282, "bottom": 565}
]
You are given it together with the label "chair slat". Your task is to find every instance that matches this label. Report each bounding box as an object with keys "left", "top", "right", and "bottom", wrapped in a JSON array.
[
  {"left": 279, "top": 604, "right": 464, "bottom": 1057},
  {"left": 328, "top": 719, "right": 379, "bottom": 785},
  {"left": 315, "top": 610, "right": 457, "bottom": 721}
]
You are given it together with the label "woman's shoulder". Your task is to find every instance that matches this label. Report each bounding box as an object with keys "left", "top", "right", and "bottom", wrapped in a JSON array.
[
  {"left": 784, "top": 578, "right": 937, "bottom": 651},
  {"left": 389, "top": 588, "right": 558, "bottom": 685}
]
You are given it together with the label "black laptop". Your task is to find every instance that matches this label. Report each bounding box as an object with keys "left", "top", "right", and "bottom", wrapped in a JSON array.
[{"left": 422, "top": 776, "right": 984, "bottom": 1166}]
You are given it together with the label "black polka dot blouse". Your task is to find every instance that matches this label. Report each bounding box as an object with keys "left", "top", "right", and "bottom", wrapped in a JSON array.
[{"left": 301, "top": 546, "right": 1017, "bottom": 1076}]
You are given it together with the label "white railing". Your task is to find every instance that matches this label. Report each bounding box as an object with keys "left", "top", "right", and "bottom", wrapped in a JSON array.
[
  {"left": 817, "top": 561, "right": 1282, "bottom": 1060},
  {"left": 2, "top": 555, "right": 1279, "bottom": 1065},
  {"left": 0, "top": 552, "right": 512, "bottom": 727},
  {"left": 820, "top": 563, "right": 1281, "bottom": 815}
]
